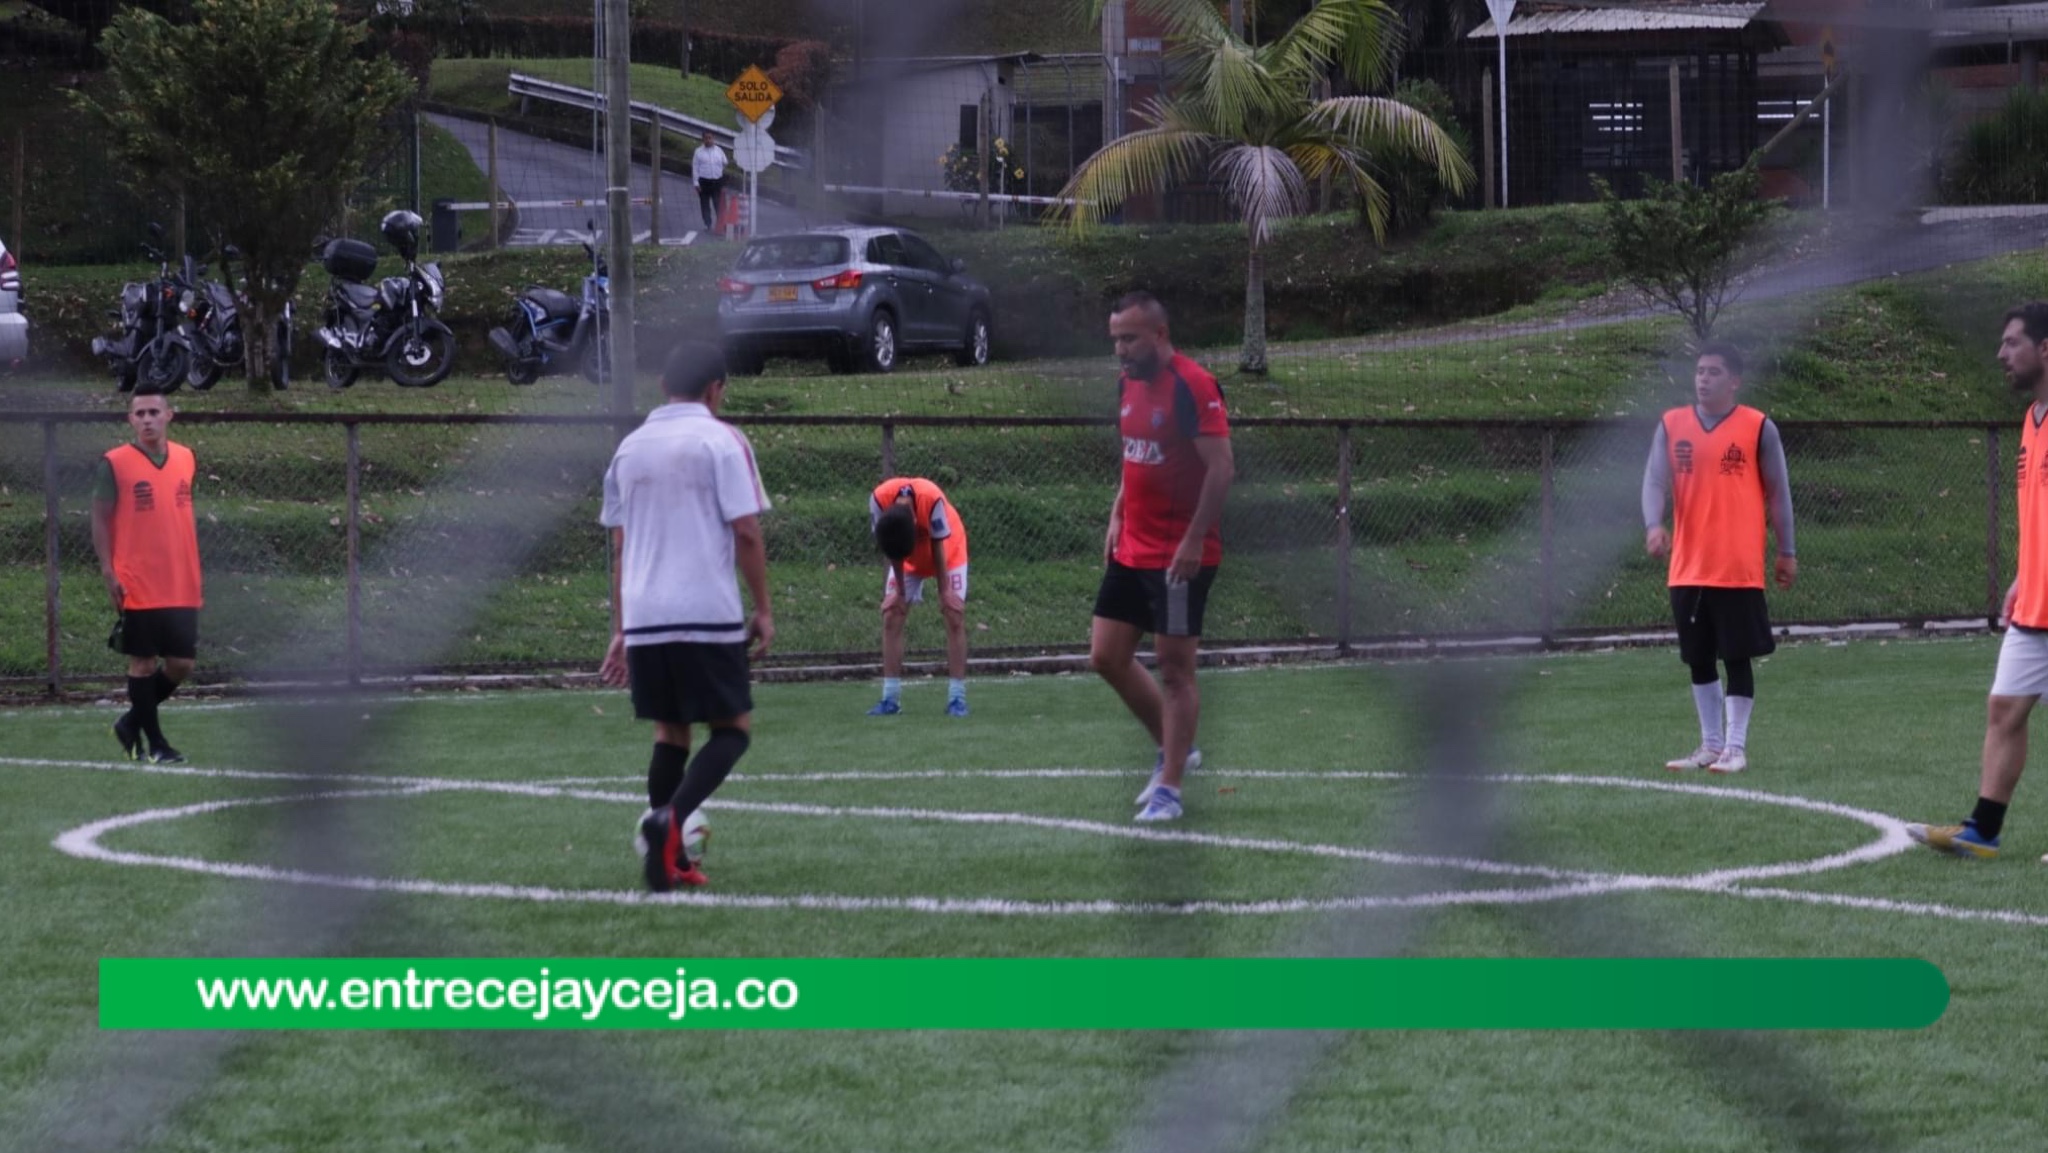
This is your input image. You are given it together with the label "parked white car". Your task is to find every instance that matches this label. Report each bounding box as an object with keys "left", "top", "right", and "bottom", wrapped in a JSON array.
[{"left": 0, "top": 237, "right": 26, "bottom": 365}]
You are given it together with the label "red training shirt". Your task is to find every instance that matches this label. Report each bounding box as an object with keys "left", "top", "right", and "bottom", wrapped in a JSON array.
[{"left": 1115, "top": 352, "right": 1230, "bottom": 569}]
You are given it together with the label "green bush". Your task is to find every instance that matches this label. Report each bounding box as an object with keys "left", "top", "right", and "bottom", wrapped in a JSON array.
[{"left": 1943, "top": 88, "right": 2048, "bottom": 205}]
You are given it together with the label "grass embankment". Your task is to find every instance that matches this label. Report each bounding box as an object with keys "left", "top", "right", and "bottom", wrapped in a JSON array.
[{"left": 4, "top": 249, "right": 2042, "bottom": 680}]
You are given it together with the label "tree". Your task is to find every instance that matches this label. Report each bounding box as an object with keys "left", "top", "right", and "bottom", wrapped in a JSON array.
[
  {"left": 79, "top": 0, "right": 412, "bottom": 390},
  {"left": 1592, "top": 161, "right": 1774, "bottom": 343},
  {"left": 1061, "top": 0, "right": 1471, "bottom": 374}
]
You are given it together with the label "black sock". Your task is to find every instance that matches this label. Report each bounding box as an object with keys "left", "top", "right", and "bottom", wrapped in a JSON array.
[
  {"left": 667, "top": 728, "right": 750, "bottom": 826},
  {"left": 648, "top": 741, "right": 689, "bottom": 809},
  {"left": 1970, "top": 797, "right": 2009, "bottom": 841},
  {"left": 152, "top": 670, "right": 180, "bottom": 705},
  {"left": 128, "top": 676, "right": 165, "bottom": 750}
]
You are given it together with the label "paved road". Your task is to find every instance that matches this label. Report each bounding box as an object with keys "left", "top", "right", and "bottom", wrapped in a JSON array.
[{"left": 428, "top": 114, "right": 824, "bottom": 247}]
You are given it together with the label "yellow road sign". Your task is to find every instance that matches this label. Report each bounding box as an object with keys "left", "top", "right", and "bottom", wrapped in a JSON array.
[{"left": 726, "top": 65, "right": 783, "bottom": 123}]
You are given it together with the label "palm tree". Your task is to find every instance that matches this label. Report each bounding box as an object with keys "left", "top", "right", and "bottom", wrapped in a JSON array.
[{"left": 1063, "top": 0, "right": 1472, "bottom": 373}]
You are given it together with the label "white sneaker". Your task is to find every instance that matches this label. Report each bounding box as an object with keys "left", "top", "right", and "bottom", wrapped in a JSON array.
[
  {"left": 1707, "top": 748, "right": 1748, "bottom": 774},
  {"left": 1134, "top": 788, "right": 1183, "bottom": 823},
  {"left": 1135, "top": 748, "right": 1202, "bottom": 805},
  {"left": 632, "top": 807, "right": 657, "bottom": 857},
  {"left": 1664, "top": 745, "right": 1722, "bottom": 772}
]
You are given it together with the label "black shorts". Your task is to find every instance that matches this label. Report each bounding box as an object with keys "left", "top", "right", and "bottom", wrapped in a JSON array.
[
  {"left": 117, "top": 608, "right": 199, "bottom": 661},
  {"left": 1093, "top": 562, "right": 1218, "bottom": 638},
  {"left": 628, "top": 641, "right": 753, "bottom": 725},
  {"left": 1671, "top": 586, "right": 1776, "bottom": 665}
]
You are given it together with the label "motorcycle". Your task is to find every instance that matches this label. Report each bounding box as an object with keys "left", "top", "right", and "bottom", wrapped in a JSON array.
[
  {"left": 487, "top": 223, "right": 611, "bottom": 386},
  {"left": 89, "top": 222, "right": 194, "bottom": 393},
  {"left": 315, "top": 210, "right": 455, "bottom": 390},
  {"left": 183, "top": 244, "right": 294, "bottom": 391}
]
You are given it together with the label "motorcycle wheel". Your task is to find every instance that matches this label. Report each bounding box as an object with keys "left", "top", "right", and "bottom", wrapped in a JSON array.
[
  {"left": 186, "top": 354, "right": 224, "bottom": 392},
  {"left": 507, "top": 358, "right": 541, "bottom": 386},
  {"left": 139, "top": 343, "right": 188, "bottom": 394},
  {"left": 271, "top": 321, "right": 293, "bottom": 390},
  {"left": 324, "top": 348, "right": 359, "bottom": 391},
  {"left": 387, "top": 326, "right": 455, "bottom": 388},
  {"left": 581, "top": 336, "right": 612, "bottom": 386}
]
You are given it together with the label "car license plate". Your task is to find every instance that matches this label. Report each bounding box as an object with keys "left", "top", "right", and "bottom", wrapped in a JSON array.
[{"left": 768, "top": 285, "right": 799, "bottom": 303}]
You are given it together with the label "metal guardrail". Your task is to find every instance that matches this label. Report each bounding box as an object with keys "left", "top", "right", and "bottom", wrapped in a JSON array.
[
  {"left": 823, "top": 183, "right": 1085, "bottom": 207},
  {"left": 506, "top": 72, "right": 807, "bottom": 171}
]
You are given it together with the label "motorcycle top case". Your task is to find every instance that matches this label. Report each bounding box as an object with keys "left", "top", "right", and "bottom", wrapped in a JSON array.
[{"left": 321, "top": 239, "right": 380, "bottom": 282}]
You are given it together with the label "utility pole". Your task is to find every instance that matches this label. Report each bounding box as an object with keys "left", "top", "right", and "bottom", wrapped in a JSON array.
[
  {"left": 1229, "top": 0, "right": 1244, "bottom": 37},
  {"left": 678, "top": 0, "right": 689, "bottom": 77},
  {"left": 604, "top": 0, "right": 637, "bottom": 417}
]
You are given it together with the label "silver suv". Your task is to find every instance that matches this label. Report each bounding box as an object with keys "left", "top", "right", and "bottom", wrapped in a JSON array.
[
  {"left": 0, "top": 237, "right": 25, "bottom": 366},
  {"left": 715, "top": 226, "right": 993, "bottom": 375}
]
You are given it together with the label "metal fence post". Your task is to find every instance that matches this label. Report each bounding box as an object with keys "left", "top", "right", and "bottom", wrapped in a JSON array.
[
  {"left": 881, "top": 421, "right": 896, "bottom": 479},
  {"left": 346, "top": 422, "right": 363, "bottom": 685},
  {"left": 43, "top": 421, "right": 62, "bottom": 696},
  {"left": 1335, "top": 426, "right": 1353, "bottom": 653},
  {"left": 1987, "top": 425, "right": 2003, "bottom": 627},
  {"left": 1540, "top": 426, "right": 1556, "bottom": 642}
]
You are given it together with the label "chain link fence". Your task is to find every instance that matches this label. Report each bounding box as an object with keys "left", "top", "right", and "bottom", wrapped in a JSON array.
[{"left": 0, "top": 412, "right": 2018, "bottom": 691}]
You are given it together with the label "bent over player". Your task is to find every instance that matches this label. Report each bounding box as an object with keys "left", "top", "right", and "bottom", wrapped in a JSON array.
[
  {"left": 868, "top": 476, "right": 970, "bottom": 717},
  {"left": 1909, "top": 303, "right": 2048, "bottom": 859},
  {"left": 92, "top": 386, "right": 203, "bottom": 764},
  {"left": 1643, "top": 343, "right": 1798, "bottom": 775},
  {"left": 599, "top": 340, "right": 773, "bottom": 891}
]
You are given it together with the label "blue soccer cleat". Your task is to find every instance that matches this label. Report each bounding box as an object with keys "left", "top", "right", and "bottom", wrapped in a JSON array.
[
  {"left": 1134, "top": 786, "right": 1183, "bottom": 823},
  {"left": 946, "top": 698, "right": 969, "bottom": 718},
  {"left": 867, "top": 698, "right": 902, "bottom": 716}
]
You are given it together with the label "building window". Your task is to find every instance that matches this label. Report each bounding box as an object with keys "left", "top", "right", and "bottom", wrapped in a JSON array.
[
  {"left": 959, "top": 105, "right": 979, "bottom": 151},
  {"left": 1589, "top": 100, "right": 1645, "bottom": 135}
]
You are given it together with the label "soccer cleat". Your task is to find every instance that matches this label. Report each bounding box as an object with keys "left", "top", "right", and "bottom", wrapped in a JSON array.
[
  {"left": 866, "top": 698, "right": 902, "bottom": 716},
  {"left": 946, "top": 698, "right": 969, "bottom": 718},
  {"left": 1134, "top": 787, "right": 1183, "bottom": 823},
  {"left": 639, "top": 806, "right": 681, "bottom": 892},
  {"left": 1664, "top": 744, "right": 1722, "bottom": 772},
  {"left": 1135, "top": 747, "right": 1203, "bottom": 805},
  {"left": 1707, "top": 748, "right": 1748, "bottom": 774},
  {"left": 113, "top": 715, "right": 141, "bottom": 761},
  {"left": 1906, "top": 821, "right": 2000, "bottom": 860},
  {"left": 147, "top": 745, "right": 186, "bottom": 765}
]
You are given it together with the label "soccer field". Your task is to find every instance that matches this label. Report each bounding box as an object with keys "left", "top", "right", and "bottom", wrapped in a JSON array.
[{"left": 4, "top": 637, "right": 2046, "bottom": 1151}]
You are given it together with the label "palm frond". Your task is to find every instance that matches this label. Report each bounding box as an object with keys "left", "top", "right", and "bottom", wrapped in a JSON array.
[
  {"left": 1213, "top": 143, "right": 1311, "bottom": 245},
  {"left": 1056, "top": 123, "right": 1216, "bottom": 231},
  {"left": 1309, "top": 95, "right": 1475, "bottom": 193},
  {"left": 1262, "top": 0, "right": 1402, "bottom": 90}
]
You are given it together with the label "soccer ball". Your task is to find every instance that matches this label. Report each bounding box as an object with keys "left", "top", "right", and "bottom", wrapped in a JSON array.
[{"left": 633, "top": 807, "right": 711, "bottom": 865}]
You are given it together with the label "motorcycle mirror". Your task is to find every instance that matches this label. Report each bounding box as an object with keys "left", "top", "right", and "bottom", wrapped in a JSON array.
[
  {"left": 147, "top": 222, "right": 164, "bottom": 240},
  {"left": 223, "top": 244, "right": 240, "bottom": 258}
]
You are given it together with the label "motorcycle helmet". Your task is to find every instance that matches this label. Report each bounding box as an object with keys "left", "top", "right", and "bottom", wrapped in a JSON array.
[{"left": 380, "top": 210, "right": 423, "bottom": 261}]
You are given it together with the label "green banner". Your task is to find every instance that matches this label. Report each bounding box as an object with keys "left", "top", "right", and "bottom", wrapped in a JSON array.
[{"left": 99, "top": 958, "right": 1948, "bottom": 1031}]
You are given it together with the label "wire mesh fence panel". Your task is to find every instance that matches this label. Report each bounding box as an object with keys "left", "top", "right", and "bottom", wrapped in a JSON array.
[{"left": 4, "top": 414, "right": 2035, "bottom": 688}]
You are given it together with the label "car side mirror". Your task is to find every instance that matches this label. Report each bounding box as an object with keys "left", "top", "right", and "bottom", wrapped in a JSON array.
[{"left": 950, "top": 258, "right": 966, "bottom": 274}]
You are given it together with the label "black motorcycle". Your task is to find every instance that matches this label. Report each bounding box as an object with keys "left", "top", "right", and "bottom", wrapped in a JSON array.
[
  {"left": 90, "top": 223, "right": 193, "bottom": 393},
  {"left": 184, "top": 244, "right": 293, "bottom": 391},
  {"left": 487, "top": 226, "right": 611, "bottom": 386},
  {"left": 315, "top": 210, "right": 454, "bottom": 390}
]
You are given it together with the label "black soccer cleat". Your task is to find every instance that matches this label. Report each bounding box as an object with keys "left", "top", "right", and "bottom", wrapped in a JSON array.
[
  {"left": 113, "top": 715, "right": 142, "bottom": 761},
  {"left": 147, "top": 745, "right": 186, "bottom": 766},
  {"left": 639, "top": 806, "right": 679, "bottom": 893}
]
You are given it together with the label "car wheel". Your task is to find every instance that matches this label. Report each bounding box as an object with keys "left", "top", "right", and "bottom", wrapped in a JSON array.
[
  {"left": 953, "top": 310, "right": 992, "bottom": 368},
  {"left": 863, "top": 309, "right": 898, "bottom": 374},
  {"left": 725, "top": 342, "right": 765, "bottom": 377}
]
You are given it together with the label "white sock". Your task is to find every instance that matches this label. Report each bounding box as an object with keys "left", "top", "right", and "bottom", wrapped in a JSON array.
[
  {"left": 1725, "top": 696, "right": 1754, "bottom": 751},
  {"left": 948, "top": 678, "right": 966, "bottom": 703},
  {"left": 881, "top": 677, "right": 902, "bottom": 702},
  {"left": 1692, "top": 682, "right": 1726, "bottom": 750}
]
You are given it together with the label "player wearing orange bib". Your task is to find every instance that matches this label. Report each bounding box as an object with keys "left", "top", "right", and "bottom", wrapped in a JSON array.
[
  {"left": 867, "top": 477, "right": 970, "bottom": 716},
  {"left": 1909, "top": 303, "right": 2048, "bottom": 859},
  {"left": 91, "top": 387, "right": 203, "bottom": 765},
  {"left": 1642, "top": 343, "right": 1798, "bottom": 775}
]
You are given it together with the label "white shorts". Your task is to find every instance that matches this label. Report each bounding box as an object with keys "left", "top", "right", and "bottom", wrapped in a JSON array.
[
  {"left": 1991, "top": 627, "right": 2048, "bottom": 697},
  {"left": 885, "top": 565, "right": 968, "bottom": 605}
]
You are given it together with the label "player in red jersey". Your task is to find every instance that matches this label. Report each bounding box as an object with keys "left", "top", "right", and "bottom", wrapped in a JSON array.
[{"left": 1090, "top": 291, "right": 1234, "bottom": 823}]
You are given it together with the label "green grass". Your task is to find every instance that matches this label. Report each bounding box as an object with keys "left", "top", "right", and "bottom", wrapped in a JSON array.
[
  {"left": 416, "top": 119, "right": 495, "bottom": 247},
  {"left": 484, "top": 0, "right": 1100, "bottom": 52},
  {"left": 431, "top": 58, "right": 739, "bottom": 128},
  {"left": 0, "top": 639, "right": 2043, "bottom": 1149}
]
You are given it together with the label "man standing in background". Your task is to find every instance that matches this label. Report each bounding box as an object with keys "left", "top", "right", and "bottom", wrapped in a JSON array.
[{"left": 693, "top": 131, "right": 730, "bottom": 234}]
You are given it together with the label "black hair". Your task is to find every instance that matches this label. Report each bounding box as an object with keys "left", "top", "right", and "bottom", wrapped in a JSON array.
[
  {"left": 1112, "top": 290, "right": 1168, "bottom": 326},
  {"left": 662, "top": 339, "right": 727, "bottom": 400},
  {"left": 2006, "top": 302, "right": 2048, "bottom": 347},
  {"left": 1696, "top": 341, "right": 1745, "bottom": 378},
  {"left": 874, "top": 503, "right": 916, "bottom": 562}
]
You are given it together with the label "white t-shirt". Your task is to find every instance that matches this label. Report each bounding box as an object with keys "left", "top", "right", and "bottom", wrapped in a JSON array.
[
  {"left": 599, "top": 402, "right": 769, "bottom": 646},
  {"left": 693, "top": 144, "right": 729, "bottom": 182}
]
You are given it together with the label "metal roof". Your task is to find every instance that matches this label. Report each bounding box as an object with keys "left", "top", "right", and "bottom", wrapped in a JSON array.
[{"left": 1470, "top": 2, "right": 1767, "bottom": 38}]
